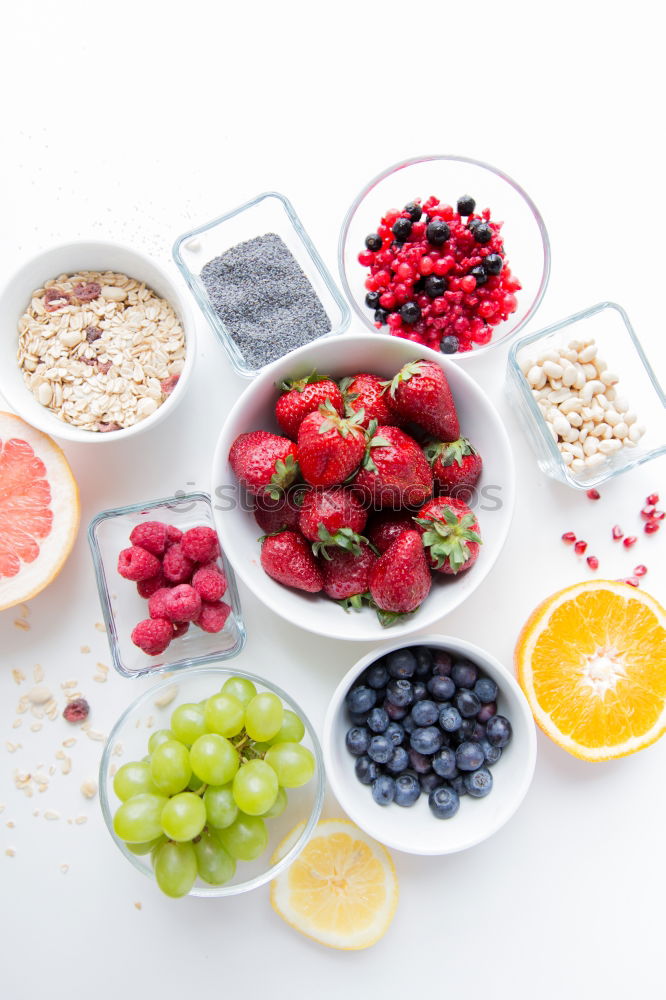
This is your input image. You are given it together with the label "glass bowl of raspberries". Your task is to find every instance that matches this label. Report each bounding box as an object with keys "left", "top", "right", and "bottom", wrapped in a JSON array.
[
  {"left": 323, "top": 635, "right": 537, "bottom": 855},
  {"left": 338, "top": 155, "right": 550, "bottom": 357},
  {"left": 88, "top": 492, "right": 245, "bottom": 677}
]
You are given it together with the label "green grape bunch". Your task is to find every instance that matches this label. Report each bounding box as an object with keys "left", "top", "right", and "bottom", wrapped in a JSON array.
[{"left": 112, "top": 676, "right": 315, "bottom": 898}]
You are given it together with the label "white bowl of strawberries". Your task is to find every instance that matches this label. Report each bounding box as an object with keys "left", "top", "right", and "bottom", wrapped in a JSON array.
[{"left": 212, "top": 333, "right": 514, "bottom": 641}]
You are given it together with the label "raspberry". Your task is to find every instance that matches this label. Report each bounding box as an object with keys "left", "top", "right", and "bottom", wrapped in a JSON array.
[
  {"left": 148, "top": 587, "right": 173, "bottom": 621},
  {"left": 163, "top": 584, "right": 202, "bottom": 623},
  {"left": 137, "top": 570, "right": 167, "bottom": 599},
  {"left": 181, "top": 526, "right": 220, "bottom": 563},
  {"left": 166, "top": 525, "right": 183, "bottom": 546},
  {"left": 172, "top": 621, "right": 190, "bottom": 639},
  {"left": 63, "top": 698, "right": 90, "bottom": 723},
  {"left": 195, "top": 600, "right": 232, "bottom": 634},
  {"left": 129, "top": 521, "right": 169, "bottom": 556},
  {"left": 192, "top": 563, "right": 227, "bottom": 602},
  {"left": 162, "top": 543, "right": 195, "bottom": 583},
  {"left": 131, "top": 618, "right": 173, "bottom": 655},
  {"left": 117, "top": 546, "right": 161, "bottom": 582}
]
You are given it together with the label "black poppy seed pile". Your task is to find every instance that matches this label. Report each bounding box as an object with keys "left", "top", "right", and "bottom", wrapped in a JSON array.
[
  {"left": 344, "top": 645, "right": 512, "bottom": 819},
  {"left": 200, "top": 233, "right": 332, "bottom": 370}
]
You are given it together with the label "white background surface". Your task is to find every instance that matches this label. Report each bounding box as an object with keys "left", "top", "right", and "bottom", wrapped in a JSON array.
[{"left": 1, "top": 3, "right": 665, "bottom": 997}]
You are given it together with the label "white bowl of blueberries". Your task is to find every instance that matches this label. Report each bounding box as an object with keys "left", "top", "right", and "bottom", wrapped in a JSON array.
[{"left": 323, "top": 635, "right": 537, "bottom": 855}]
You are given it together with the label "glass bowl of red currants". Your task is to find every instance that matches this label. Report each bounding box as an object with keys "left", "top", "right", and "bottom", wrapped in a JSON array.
[
  {"left": 338, "top": 155, "right": 550, "bottom": 358},
  {"left": 99, "top": 665, "right": 325, "bottom": 897}
]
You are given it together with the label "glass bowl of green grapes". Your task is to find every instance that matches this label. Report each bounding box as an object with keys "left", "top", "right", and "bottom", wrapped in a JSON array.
[{"left": 99, "top": 666, "right": 325, "bottom": 898}]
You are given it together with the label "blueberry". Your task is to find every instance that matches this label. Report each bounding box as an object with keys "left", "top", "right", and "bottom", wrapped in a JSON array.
[
  {"left": 450, "top": 774, "right": 468, "bottom": 797},
  {"left": 404, "top": 201, "right": 423, "bottom": 222},
  {"left": 472, "top": 221, "right": 492, "bottom": 245},
  {"left": 365, "top": 291, "right": 381, "bottom": 310},
  {"left": 411, "top": 681, "right": 427, "bottom": 702},
  {"left": 432, "top": 747, "right": 458, "bottom": 779},
  {"left": 457, "top": 717, "right": 478, "bottom": 740},
  {"left": 400, "top": 301, "right": 421, "bottom": 325},
  {"left": 374, "top": 309, "right": 389, "bottom": 325},
  {"left": 410, "top": 726, "right": 443, "bottom": 756},
  {"left": 384, "top": 700, "right": 408, "bottom": 721},
  {"left": 368, "top": 735, "right": 393, "bottom": 764},
  {"left": 372, "top": 774, "right": 396, "bottom": 806},
  {"left": 392, "top": 218, "right": 413, "bottom": 241},
  {"left": 477, "top": 702, "right": 497, "bottom": 724},
  {"left": 483, "top": 253, "right": 503, "bottom": 275},
  {"left": 470, "top": 265, "right": 487, "bottom": 286},
  {"left": 474, "top": 677, "right": 498, "bottom": 703},
  {"left": 429, "top": 785, "right": 460, "bottom": 819},
  {"left": 345, "top": 726, "right": 370, "bottom": 757},
  {"left": 413, "top": 646, "right": 434, "bottom": 678},
  {"left": 346, "top": 686, "right": 376, "bottom": 715},
  {"left": 365, "top": 662, "right": 389, "bottom": 689},
  {"left": 426, "top": 219, "right": 450, "bottom": 246},
  {"left": 451, "top": 660, "right": 478, "bottom": 688},
  {"left": 420, "top": 772, "right": 444, "bottom": 795},
  {"left": 480, "top": 739, "right": 502, "bottom": 765},
  {"left": 440, "top": 335, "right": 459, "bottom": 355},
  {"left": 402, "top": 714, "right": 417, "bottom": 735},
  {"left": 386, "top": 679, "right": 414, "bottom": 708},
  {"left": 385, "top": 746, "right": 410, "bottom": 775},
  {"left": 464, "top": 767, "right": 493, "bottom": 798},
  {"left": 354, "top": 756, "right": 378, "bottom": 785},
  {"left": 408, "top": 748, "right": 432, "bottom": 774},
  {"left": 432, "top": 650, "right": 453, "bottom": 676},
  {"left": 385, "top": 721, "right": 405, "bottom": 746},
  {"left": 386, "top": 649, "right": 417, "bottom": 679},
  {"left": 348, "top": 710, "right": 371, "bottom": 726},
  {"left": 427, "top": 675, "right": 455, "bottom": 701},
  {"left": 424, "top": 275, "right": 447, "bottom": 298},
  {"left": 486, "top": 715, "right": 512, "bottom": 747},
  {"left": 455, "top": 689, "right": 481, "bottom": 718},
  {"left": 394, "top": 772, "right": 421, "bottom": 806},
  {"left": 457, "top": 195, "right": 476, "bottom": 216},
  {"left": 366, "top": 707, "right": 390, "bottom": 734},
  {"left": 456, "top": 741, "right": 485, "bottom": 771},
  {"left": 364, "top": 233, "right": 382, "bottom": 252},
  {"left": 439, "top": 704, "right": 462, "bottom": 733},
  {"left": 411, "top": 700, "right": 439, "bottom": 727}
]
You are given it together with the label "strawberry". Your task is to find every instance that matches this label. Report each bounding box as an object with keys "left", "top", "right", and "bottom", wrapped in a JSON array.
[
  {"left": 297, "top": 402, "right": 367, "bottom": 487},
  {"left": 383, "top": 360, "right": 459, "bottom": 441},
  {"left": 366, "top": 511, "right": 416, "bottom": 554},
  {"left": 352, "top": 425, "right": 433, "bottom": 508},
  {"left": 253, "top": 487, "right": 304, "bottom": 534},
  {"left": 298, "top": 487, "right": 368, "bottom": 556},
  {"left": 424, "top": 437, "right": 482, "bottom": 504},
  {"left": 260, "top": 530, "right": 323, "bottom": 593},
  {"left": 229, "top": 431, "right": 299, "bottom": 499},
  {"left": 368, "top": 530, "right": 432, "bottom": 624},
  {"left": 414, "top": 496, "right": 482, "bottom": 575},
  {"left": 275, "top": 371, "right": 344, "bottom": 440},
  {"left": 339, "top": 373, "right": 399, "bottom": 428},
  {"left": 320, "top": 543, "right": 377, "bottom": 607}
]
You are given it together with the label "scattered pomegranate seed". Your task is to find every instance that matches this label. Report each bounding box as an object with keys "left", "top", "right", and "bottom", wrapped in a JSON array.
[
  {"left": 586, "top": 489, "right": 601, "bottom": 500},
  {"left": 623, "top": 536, "right": 637, "bottom": 548},
  {"left": 612, "top": 525, "right": 624, "bottom": 540},
  {"left": 561, "top": 531, "right": 577, "bottom": 544},
  {"left": 646, "top": 493, "right": 659, "bottom": 505},
  {"left": 622, "top": 577, "right": 640, "bottom": 588},
  {"left": 645, "top": 520, "right": 660, "bottom": 535},
  {"left": 640, "top": 506, "right": 656, "bottom": 520},
  {"left": 586, "top": 556, "right": 599, "bottom": 570},
  {"left": 651, "top": 510, "right": 665, "bottom": 521},
  {"left": 634, "top": 565, "right": 648, "bottom": 577},
  {"left": 574, "top": 539, "right": 588, "bottom": 555},
  {"left": 63, "top": 698, "right": 90, "bottom": 723}
]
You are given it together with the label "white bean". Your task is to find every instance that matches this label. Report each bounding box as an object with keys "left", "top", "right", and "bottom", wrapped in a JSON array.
[
  {"left": 519, "top": 355, "right": 535, "bottom": 375},
  {"left": 568, "top": 411, "right": 583, "bottom": 427},
  {"left": 543, "top": 360, "right": 564, "bottom": 379},
  {"left": 629, "top": 423, "right": 646, "bottom": 442},
  {"left": 614, "top": 396, "right": 629, "bottom": 413},
  {"left": 562, "top": 450, "right": 574, "bottom": 465},
  {"left": 598, "top": 439, "right": 617, "bottom": 454},
  {"left": 571, "top": 458, "right": 586, "bottom": 472},
  {"left": 560, "top": 397, "right": 583, "bottom": 414},
  {"left": 574, "top": 369, "right": 586, "bottom": 390},
  {"left": 585, "top": 453, "right": 606, "bottom": 468},
  {"left": 583, "top": 437, "right": 599, "bottom": 456},
  {"left": 565, "top": 427, "right": 580, "bottom": 443},
  {"left": 604, "top": 409, "right": 621, "bottom": 426},
  {"left": 582, "top": 363, "right": 598, "bottom": 380},
  {"left": 600, "top": 370, "right": 619, "bottom": 386},
  {"left": 562, "top": 365, "right": 578, "bottom": 387},
  {"left": 594, "top": 422, "right": 610, "bottom": 438},
  {"left": 552, "top": 415, "right": 571, "bottom": 438},
  {"left": 581, "top": 380, "right": 605, "bottom": 404},
  {"left": 579, "top": 343, "right": 598, "bottom": 363},
  {"left": 549, "top": 388, "right": 571, "bottom": 404},
  {"left": 579, "top": 428, "right": 589, "bottom": 443},
  {"left": 613, "top": 422, "right": 629, "bottom": 439},
  {"left": 604, "top": 386, "right": 616, "bottom": 401},
  {"left": 590, "top": 406, "right": 605, "bottom": 422},
  {"left": 541, "top": 349, "right": 561, "bottom": 364},
  {"left": 624, "top": 410, "right": 637, "bottom": 426},
  {"left": 527, "top": 365, "right": 547, "bottom": 389},
  {"left": 602, "top": 426, "right": 613, "bottom": 439},
  {"left": 562, "top": 442, "right": 584, "bottom": 458}
]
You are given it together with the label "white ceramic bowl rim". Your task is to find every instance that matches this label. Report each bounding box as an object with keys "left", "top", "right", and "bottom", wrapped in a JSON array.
[
  {"left": 0, "top": 238, "right": 196, "bottom": 443},
  {"left": 323, "top": 634, "right": 537, "bottom": 855}
]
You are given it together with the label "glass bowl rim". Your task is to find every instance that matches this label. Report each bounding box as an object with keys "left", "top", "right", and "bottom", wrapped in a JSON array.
[
  {"left": 337, "top": 153, "right": 551, "bottom": 358},
  {"left": 98, "top": 664, "right": 326, "bottom": 897},
  {"left": 87, "top": 491, "right": 247, "bottom": 678},
  {"left": 507, "top": 299, "right": 666, "bottom": 488}
]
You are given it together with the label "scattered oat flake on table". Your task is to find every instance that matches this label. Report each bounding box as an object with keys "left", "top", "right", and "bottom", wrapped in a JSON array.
[
  {"left": 33, "top": 664, "right": 44, "bottom": 683},
  {"left": 11, "top": 669, "right": 25, "bottom": 685},
  {"left": 81, "top": 780, "right": 97, "bottom": 800},
  {"left": 62, "top": 738, "right": 77, "bottom": 748},
  {"left": 80, "top": 646, "right": 90, "bottom": 654},
  {"left": 134, "top": 902, "right": 142, "bottom": 911},
  {"left": 6, "top": 848, "right": 16, "bottom": 857},
  {"left": 93, "top": 674, "right": 107, "bottom": 684},
  {"left": 33, "top": 810, "right": 40, "bottom": 817},
  {"left": 112, "top": 743, "right": 124, "bottom": 756},
  {"left": 44, "top": 810, "right": 60, "bottom": 821},
  {"left": 12, "top": 719, "right": 22, "bottom": 730},
  {"left": 154, "top": 685, "right": 178, "bottom": 709},
  {"left": 14, "top": 618, "right": 30, "bottom": 631},
  {"left": 109, "top": 764, "right": 117, "bottom": 777},
  {"left": 6, "top": 820, "right": 15, "bottom": 829},
  {"left": 75, "top": 816, "right": 87, "bottom": 825},
  {"left": 16, "top": 698, "right": 28, "bottom": 715},
  {"left": 61, "top": 756, "right": 72, "bottom": 775},
  {"left": 61, "top": 680, "right": 78, "bottom": 690},
  {"left": 6, "top": 742, "right": 21, "bottom": 753},
  {"left": 30, "top": 723, "right": 42, "bottom": 733},
  {"left": 86, "top": 729, "right": 105, "bottom": 742},
  {"left": 60, "top": 864, "right": 70, "bottom": 874},
  {"left": 94, "top": 623, "right": 106, "bottom": 633}
]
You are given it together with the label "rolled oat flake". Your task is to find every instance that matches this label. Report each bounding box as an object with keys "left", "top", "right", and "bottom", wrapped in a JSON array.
[{"left": 200, "top": 233, "right": 331, "bottom": 369}]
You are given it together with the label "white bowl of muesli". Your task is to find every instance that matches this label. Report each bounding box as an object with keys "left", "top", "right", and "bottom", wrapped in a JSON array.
[{"left": 0, "top": 240, "right": 195, "bottom": 443}]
